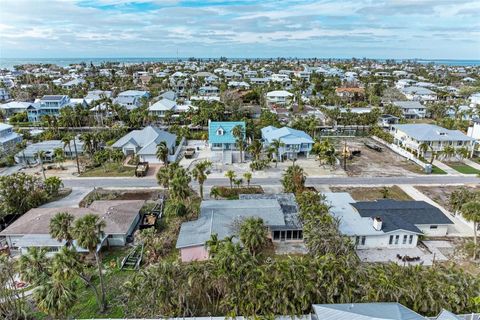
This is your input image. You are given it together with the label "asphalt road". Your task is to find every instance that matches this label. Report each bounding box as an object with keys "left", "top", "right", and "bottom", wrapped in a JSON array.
[{"left": 62, "top": 175, "right": 480, "bottom": 189}]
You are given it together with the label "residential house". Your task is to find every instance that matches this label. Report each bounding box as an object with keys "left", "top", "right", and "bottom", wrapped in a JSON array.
[
  {"left": 390, "top": 124, "right": 475, "bottom": 155},
  {"left": 61, "top": 78, "right": 86, "bottom": 89},
  {"left": 312, "top": 303, "right": 426, "bottom": 320},
  {"left": 401, "top": 86, "right": 437, "bottom": 102},
  {"left": 113, "top": 90, "right": 150, "bottom": 110},
  {"left": 111, "top": 125, "right": 179, "bottom": 163},
  {"left": 392, "top": 101, "right": 426, "bottom": 119},
  {"left": 208, "top": 121, "right": 246, "bottom": 164},
  {"left": 27, "top": 95, "right": 70, "bottom": 122},
  {"left": 395, "top": 79, "right": 416, "bottom": 89},
  {"left": 0, "top": 200, "right": 144, "bottom": 255},
  {"left": 198, "top": 86, "right": 220, "bottom": 96},
  {"left": 14, "top": 139, "right": 84, "bottom": 164},
  {"left": 324, "top": 193, "right": 453, "bottom": 250},
  {"left": 0, "top": 101, "right": 35, "bottom": 117},
  {"left": 335, "top": 87, "right": 365, "bottom": 101},
  {"left": 266, "top": 90, "right": 294, "bottom": 106},
  {"left": 149, "top": 98, "right": 177, "bottom": 118},
  {"left": 0, "top": 88, "right": 10, "bottom": 101},
  {"left": 469, "top": 92, "right": 480, "bottom": 106},
  {"left": 378, "top": 114, "right": 400, "bottom": 128},
  {"left": 250, "top": 77, "right": 270, "bottom": 85},
  {"left": 0, "top": 123, "right": 22, "bottom": 152},
  {"left": 261, "top": 126, "right": 313, "bottom": 160},
  {"left": 84, "top": 90, "right": 112, "bottom": 104},
  {"left": 228, "top": 81, "right": 250, "bottom": 89},
  {"left": 467, "top": 119, "right": 480, "bottom": 140},
  {"left": 176, "top": 194, "right": 302, "bottom": 262}
]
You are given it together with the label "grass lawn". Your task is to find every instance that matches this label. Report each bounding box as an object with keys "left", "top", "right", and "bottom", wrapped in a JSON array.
[
  {"left": 431, "top": 165, "right": 447, "bottom": 174},
  {"left": 447, "top": 163, "right": 480, "bottom": 174},
  {"left": 80, "top": 163, "right": 135, "bottom": 177},
  {"left": 330, "top": 185, "right": 412, "bottom": 201}
]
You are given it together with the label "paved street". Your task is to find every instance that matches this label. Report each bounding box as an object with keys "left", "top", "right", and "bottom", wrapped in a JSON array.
[{"left": 62, "top": 175, "right": 480, "bottom": 188}]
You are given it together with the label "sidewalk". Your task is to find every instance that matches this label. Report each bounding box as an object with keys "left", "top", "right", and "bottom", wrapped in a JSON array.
[
  {"left": 432, "top": 160, "right": 459, "bottom": 175},
  {"left": 398, "top": 185, "right": 474, "bottom": 237},
  {"left": 463, "top": 158, "right": 480, "bottom": 171}
]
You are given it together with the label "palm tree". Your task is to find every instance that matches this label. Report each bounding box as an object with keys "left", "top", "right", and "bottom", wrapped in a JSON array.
[
  {"left": 34, "top": 278, "right": 76, "bottom": 319},
  {"left": 53, "top": 148, "right": 65, "bottom": 169},
  {"left": 49, "top": 212, "right": 74, "bottom": 247},
  {"left": 281, "top": 165, "right": 306, "bottom": 194},
  {"left": 210, "top": 187, "right": 220, "bottom": 199},
  {"left": 62, "top": 135, "right": 73, "bottom": 160},
  {"left": 71, "top": 214, "right": 107, "bottom": 312},
  {"left": 156, "top": 141, "right": 169, "bottom": 166},
  {"left": 247, "top": 139, "right": 263, "bottom": 161},
  {"left": 461, "top": 200, "right": 480, "bottom": 259},
  {"left": 442, "top": 145, "right": 456, "bottom": 160},
  {"left": 80, "top": 133, "right": 94, "bottom": 156},
  {"left": 205, "top": 233, "right": 220, "bottom": 257},
  {"left": 239, "top": 217, "right": 267, "bottom": 255},
  {"left": 192, "top": 160, "right": 212, "bottom": 199},
  {"left": 380, "top": 186, "right": 390, "bottom": 199},
  {"left": 232, "top": 125, "right": 245, "bottom": 162},
  {"left": 225, "top": 170, "right": 236, "bottom": 189},
  {"left": 234, "top": 178, "right": 243, "bottom": 188},
  {"left": 418, "top": 142, "right": 430, "bottom": 159},
  {"left": 170, "top": 168, "right": 191, "bottom": 200},
  {"left": 270, "top": 138, "right": 285, "bottom": 167},
  {"left": 243, "top": 172, "right": 252, "bottom": 187},
  {"left": 35, "top": 150, "right": 47, "bottom": 180}
]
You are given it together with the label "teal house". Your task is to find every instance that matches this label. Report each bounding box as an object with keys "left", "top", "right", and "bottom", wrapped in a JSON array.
[{"left": 208, "top": 120, "right": 246, "bottom": 163}]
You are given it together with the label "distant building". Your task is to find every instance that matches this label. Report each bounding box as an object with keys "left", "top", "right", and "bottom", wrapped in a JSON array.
[
  {"left": 390, "top": 124, "right": 475, "bottom": 155},
  {"left": 335, "top": 87, "right": 365, "bottom": 101},
  {"left": 0, "top": 123, "right": 22, "bottom": 152},
  {"left": 266, "top": 90, "right": 294, "bottom": 106},
  {"left": 176, "top": 194, "right": 302, "bottom": 262},
  {"left": 14, "top": 139, "right": 84, "bottom": 164},
  {"left": 111, "top": 125, "right": 179, "bottom": 163},
  {"left": 84, "top": 90, "right": 112, "bottom": 104},
  {"left": 0, "top": 88, "right": 10, "bottom": 101},
  {"left": 401, "top": 86, "right": 437, "bottom": 102},
  {"left": 61, "top": 78, "right": 86, "bottom": 89},
  {"left": 27, "top": 95, "right": 70, "bottom": 122},
  {"left": 392, "top": 101, "right": 426, "bottom": 119},
  {"left": 261, "top": 126, "right": 313, "bottom": 160},
  {"left": 208, "top": 121, "right": 246, "bottom": 164},
  {"left": 0, "top": 101, "right": 35, "bottom": 116},
  {"left": 113, "top": 90, "right": 150, "bottom": 110}
]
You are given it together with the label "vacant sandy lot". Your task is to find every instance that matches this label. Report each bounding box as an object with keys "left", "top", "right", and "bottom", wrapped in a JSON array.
[
  {"left": 331, "top": 137, "right": 423, "bottom": 177},
  {"left": 416, "top": 185, "right": 480, "bottom": 211},
  {"left": 330, "top": 185, "right": 412, "bottom": 201}
]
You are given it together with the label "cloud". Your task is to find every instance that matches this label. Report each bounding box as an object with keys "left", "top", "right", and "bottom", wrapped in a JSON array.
[{"left": 0, "top": 0, "right": 479, "bottom": 59}]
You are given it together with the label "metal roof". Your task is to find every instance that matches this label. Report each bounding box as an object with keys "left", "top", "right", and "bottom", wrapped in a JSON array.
[
  {"left": 312, "top": 303, "right": 426, "bottom": 320},
  {"left": 392, "top": 124, "right": 475, "bottom": 142}
]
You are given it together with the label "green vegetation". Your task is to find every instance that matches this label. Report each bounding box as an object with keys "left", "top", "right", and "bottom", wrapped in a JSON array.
[
  {"left": 210, "top": 185, "right": 263, "bottom": 200},
  {"left": 80, "top": 163, "right": 135, "bottom": 177},
  {"left": 330, "top": 186, "right": 412, "bottom": 201},
  {"left": 447, "top": 163, "right": 480, "bottom": 175},
  {"left": 431, "top": 165, "right": 447, "bottom": 174}
]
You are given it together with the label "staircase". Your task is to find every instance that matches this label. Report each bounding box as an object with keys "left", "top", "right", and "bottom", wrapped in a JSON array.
[{"left": 120, "top": 244, "right": 144, "bottom": 271}]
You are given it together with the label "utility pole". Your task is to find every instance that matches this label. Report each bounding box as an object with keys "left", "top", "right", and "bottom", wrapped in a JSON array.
[{"left": 343, "top": 139, "right": 347, "bottom": 171}]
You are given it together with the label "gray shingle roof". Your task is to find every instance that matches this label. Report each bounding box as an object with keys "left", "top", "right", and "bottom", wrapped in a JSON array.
[
  {"left": 112, "top": 126, "right": 176, "bottom": 154},
  {"left": 176, "top": 195, "right": 300, "bottom": 249},
  {"left": 351, "top": 199, "right": 453, "bottom": 233},
  {"left": 392, "top": 124, "right": 475, "bottom": 142},
  {"left": 313, "top": 303, "right": 426, "bottom": 320}
]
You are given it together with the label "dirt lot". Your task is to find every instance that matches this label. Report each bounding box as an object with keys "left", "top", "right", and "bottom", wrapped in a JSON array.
[
  {"left": 330, "top": 185, "right": 412, "bottom": 201},
  {"left": 79, "top": 188, "right": 164, "bottom": 207},
  {"left": 416, "top": 185, "right": 480, "bottom": 211},
  {"left": 331, "top": 137, "right": 423, "bottom": 177}
]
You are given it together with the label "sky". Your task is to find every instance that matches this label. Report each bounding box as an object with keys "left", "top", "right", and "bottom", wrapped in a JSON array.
[{"left": 0, "top": 0, "right": 479, "bottom": 59}]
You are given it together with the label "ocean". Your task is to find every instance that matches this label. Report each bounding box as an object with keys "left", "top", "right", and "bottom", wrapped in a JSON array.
[{"left": 0, "top": 57, "right": 479, "bottom": 70}]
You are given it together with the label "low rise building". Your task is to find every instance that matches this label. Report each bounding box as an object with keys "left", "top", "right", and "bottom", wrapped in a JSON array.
[
  {"left": 390, "top": 124, "right": 475, "bottom": 155},
  {"left": 261, "top": 126, "right": 313, "bottom": 160},
  {"left": 27, "top": 95, "right": 70, "bottom": 122},
  {"left": 266, "top": 90, "right": 294, "bottom": 106},
  {"left": 0, "top": 200, "right": 144, "bottom": 255},
  {"left": 401, "top": 86, "right": 437, "bottom": 102},
  {"left": 392, "top": 101, "right": 426, "bottom": 119},
  {"left": 14, "top": 139, "right": 84, "bottom": 164},
  {"left": 176, "top": 194, "right": 302, "bottom": 262},
  {"left": 208, "top": 121, "right": 246, "bottom": 163},
  {"left": 0, "top": 123, "right": 22, "bottom": 152}
]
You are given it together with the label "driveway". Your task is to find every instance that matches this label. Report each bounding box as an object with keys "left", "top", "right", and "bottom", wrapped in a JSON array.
[{"left": 41, "top": 187, "right": 93, "bottom": 208}]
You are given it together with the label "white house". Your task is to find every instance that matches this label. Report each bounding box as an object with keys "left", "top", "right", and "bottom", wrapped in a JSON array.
[
  {"left": 0, "top": 200, "right": 144, "bottom": 255},
  {"left": 324, "top": 193, "right": 454, "bottom": 250},
  {"left": 61, "top": 78, "right": 86, "bottom": 89},
  {"left": 392, "top": 101, "right": 426, "bottom": 119},
  {"left": 149, "top": 98, "right": 177, "bottom": 117},
  {"left": 111, "top": 126, "right": 179, "bottom": 163},
  {"left": 0, "top": 101, "right": 35, "bottom": 116},
  {"left": 0, "top": 123, "right": 22, "bottom": 152},
  {"left": 401, "top": 86, "right": 437, "bottom": 102},
  {"left": 469, "top": 92, "right": 480, "bottom": 106},
  {"left": 390, "top": 124, "right": 475, "bottom": 155},
  {"left": 0, "top": 88, "right": 10, "bottom": 101},
  {"left": 266, "top": 90, "right": 294, "bottom": 106}
]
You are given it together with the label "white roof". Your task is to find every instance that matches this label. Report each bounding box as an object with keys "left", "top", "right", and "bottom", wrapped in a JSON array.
[
  {"left": 267, "top": 90, "right": 293, "bottom": 97},
  {"left": 149, "top": 98, "right": 176, "bottom": 111}
]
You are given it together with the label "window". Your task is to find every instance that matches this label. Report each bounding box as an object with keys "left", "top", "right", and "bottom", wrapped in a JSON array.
[
  {"left": 286, "top": 230, "right": 292, "bottom": 240},
  {"left": 395, "top": 235, "right": 399, "bottom": 244},
  {"left": 361, "top": 236, "right": 366, "bottom": 245},
  {"left": 355, "top": 236, "right": 360, "bottom": 245},
  {"left": 409, "top": 235, "right": 414, "bottom": 244},
  {"left": 430, "top": 225, "right": 438, "bottom": 229},
  {"left": 298, "top": 230, "right": 303, "bottom": 240},
  {"left": 292, "top": 230, "right": 298, "bottom": 239},
  {"left": 389, "top": 235, "right": 394, "bottom": 245},
  {"left": 273, "top": 231, "right": 280, "bottom": 240},
  {"left": 216, "top": 128, "right": 224, "bottom": 136},
  {"left": 403, "top": 235, "right": 407, "bottom": 244}
]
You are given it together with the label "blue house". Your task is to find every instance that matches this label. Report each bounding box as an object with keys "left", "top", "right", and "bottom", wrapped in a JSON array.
[
  {"left": 261, "top": 126, "right": 313, "bottom": 160},
  {"left": 27, "top": 95, "right": 70, "bottom": 122},
  {"left": 208, "top": 121, "right": 246, "bottom": 163}
]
